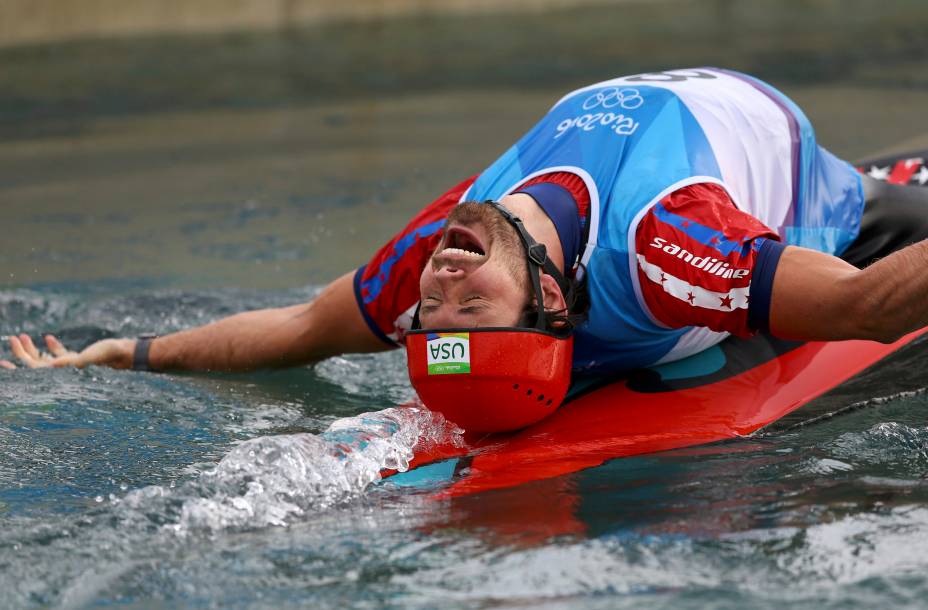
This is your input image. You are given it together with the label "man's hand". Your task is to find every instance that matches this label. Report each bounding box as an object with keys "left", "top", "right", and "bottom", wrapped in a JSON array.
[{"left": 0, "top": 334, "right": 135, "bottom": 370}]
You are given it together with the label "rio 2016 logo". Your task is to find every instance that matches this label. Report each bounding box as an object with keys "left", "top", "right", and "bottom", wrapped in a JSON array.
[{"left": 554, "top": 87, "right": 643, "bottom": 140}]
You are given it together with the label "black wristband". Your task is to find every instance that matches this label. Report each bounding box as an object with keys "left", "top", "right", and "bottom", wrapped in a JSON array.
[{"left": 132, "top": 335, "right": 158, "bottom": 371}]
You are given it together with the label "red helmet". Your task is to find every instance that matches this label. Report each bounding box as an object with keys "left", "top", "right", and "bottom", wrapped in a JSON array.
[
  {"left": 406, "top": 328, "right": 572, "bottom": 433},
  {"left": 406, "top": 201, "right": 578, "bottom": 434}
]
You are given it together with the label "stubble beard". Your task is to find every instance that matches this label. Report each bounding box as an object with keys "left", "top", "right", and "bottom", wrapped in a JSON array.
[{"left": 442, "top": 202, "right": 529, "bottom": 293}]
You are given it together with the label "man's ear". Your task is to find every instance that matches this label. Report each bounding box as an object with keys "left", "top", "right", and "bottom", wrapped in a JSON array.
[{"left": 539, "top": 274, "right": 568, "bottom": 313}]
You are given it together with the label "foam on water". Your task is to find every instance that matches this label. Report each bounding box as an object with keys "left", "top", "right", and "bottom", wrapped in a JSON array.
[
  {"left": 116, "top": 406, "right": 464, "bottom": 533},
  {"left": 4, "top": 368, "right": 928, "bottom": 609},
  {"left": 394, "top": 505, "right": 928, "bottom": 609}
]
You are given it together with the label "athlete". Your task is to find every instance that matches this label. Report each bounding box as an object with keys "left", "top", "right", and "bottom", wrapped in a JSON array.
[{"left": 5, "top": 67, "right": 928, "bottom": 430}]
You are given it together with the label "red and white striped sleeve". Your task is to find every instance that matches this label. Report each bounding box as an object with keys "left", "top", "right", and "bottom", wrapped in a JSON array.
[{"left": 634, "top": 182, "right": 786, "bottom": 337}]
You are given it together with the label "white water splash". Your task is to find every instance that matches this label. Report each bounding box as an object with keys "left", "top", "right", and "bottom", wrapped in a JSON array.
[{"left": 117, "top": 406, "right": 464, "bottom": 533}]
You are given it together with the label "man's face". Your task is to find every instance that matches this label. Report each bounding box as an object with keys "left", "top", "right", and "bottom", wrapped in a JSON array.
[{"left": 418, "top": 202, "right": 530, "bottom": 329}]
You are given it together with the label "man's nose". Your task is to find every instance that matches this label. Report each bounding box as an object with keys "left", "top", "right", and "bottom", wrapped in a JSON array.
[
  {"left": 437, "top": 262, "right": 463, "bottom": 275},
  {"left": 434, "top": 265, "right": 466, "bottom": 290}
]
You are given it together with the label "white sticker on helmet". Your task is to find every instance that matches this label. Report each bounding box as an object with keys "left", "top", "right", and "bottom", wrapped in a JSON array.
[{"left": 426, "top": 333, "right": 471, "bottom": 375}]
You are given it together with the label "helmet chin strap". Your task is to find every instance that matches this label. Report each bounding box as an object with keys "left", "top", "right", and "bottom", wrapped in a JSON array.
[
  {"left": 411, "top": 200, "right": 570, "bottom": 332},
  {"left": 485, "top": 200, "right": 570, "bottom": 331}
]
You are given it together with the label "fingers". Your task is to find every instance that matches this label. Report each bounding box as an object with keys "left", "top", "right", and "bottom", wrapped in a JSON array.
[
  {"left": 6, "top": 334, "right": 76, "bottom": 369},
  {"left": 45, "top": 335, "right": 69, "bottom": 357},
  {"left": 19, "top": 334, "right": 41, "bottom": 360},
  {"left": 9, "top": 336, "right": 38, "bottom": 367},
  {"left": 9, "top": 335, "right": 52, "bottom": 368}
]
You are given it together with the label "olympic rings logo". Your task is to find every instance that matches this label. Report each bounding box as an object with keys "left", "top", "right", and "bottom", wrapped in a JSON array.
[{"left": 581, "top": 87, "right": 644, "bottom": 111}]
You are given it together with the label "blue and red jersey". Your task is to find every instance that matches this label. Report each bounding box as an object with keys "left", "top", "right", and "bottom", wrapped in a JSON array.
[
  {"left": 356, "top": 69, "right": 864, "bottom": 372},
  {"left": 355, "top": 174, "right": 778, "bottom": 347}
]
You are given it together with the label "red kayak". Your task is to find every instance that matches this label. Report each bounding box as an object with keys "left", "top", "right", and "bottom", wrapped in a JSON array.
[
  {"left": 383, "top": 148, "right": 928, "bottom": 498},
  {"left": 384, "top": 329, "right": 926, "bottom": 496}
]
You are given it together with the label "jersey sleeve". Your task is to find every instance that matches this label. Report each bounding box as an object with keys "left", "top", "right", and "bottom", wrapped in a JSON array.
[
  {"left": 634, "top": 182, "right": 786, "bottom": 337},
  {"left": 353, "top": 176, "right": 476, "bottom": 346}
]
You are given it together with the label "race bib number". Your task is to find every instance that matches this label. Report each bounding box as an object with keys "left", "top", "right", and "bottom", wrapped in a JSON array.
[{"left": 426, "top": 333, "right": 471, "bottom": 375}]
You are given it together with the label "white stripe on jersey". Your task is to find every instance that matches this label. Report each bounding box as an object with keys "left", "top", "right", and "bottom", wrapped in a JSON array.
[{"left": 637, "top": 254, "right": 749, "bottom": 312}]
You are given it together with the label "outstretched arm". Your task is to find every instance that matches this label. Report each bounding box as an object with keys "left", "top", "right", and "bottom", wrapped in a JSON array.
[
  {"left": 770, "top": 242, "right": 928, "bottom": 342},
  {"left": 2, "top": 176, "right": 479, "bottom": 372},
  {"left": 1, "top": 271, "right": 391, "bottom": 371}
]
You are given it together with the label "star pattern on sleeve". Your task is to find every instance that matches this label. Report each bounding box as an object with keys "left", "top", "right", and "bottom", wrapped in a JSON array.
[{"left": 634, "top": 182, "right": 780, "bottom": 338}]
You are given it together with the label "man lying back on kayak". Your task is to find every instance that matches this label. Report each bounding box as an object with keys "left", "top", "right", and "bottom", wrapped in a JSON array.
[{"left": 5, "top": 68, "right": 928, "bottom": 431}]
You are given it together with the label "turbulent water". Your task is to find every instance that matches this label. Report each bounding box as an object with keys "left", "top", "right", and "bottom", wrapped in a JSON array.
[
  {"left": 2, "top": 289, "right": 928, "bottom": 609},
  {"left": 4, "top": 1, "right": 928, "bottom": 607}
]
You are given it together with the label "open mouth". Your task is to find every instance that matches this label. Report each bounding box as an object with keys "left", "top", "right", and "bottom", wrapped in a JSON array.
[{"left": 442, "top": 225, "right": 487, "bottom": 258}]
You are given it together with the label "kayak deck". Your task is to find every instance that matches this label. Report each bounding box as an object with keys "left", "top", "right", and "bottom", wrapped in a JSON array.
[{"left": 386, "top": 330, "right": 927, "bottom": 497}]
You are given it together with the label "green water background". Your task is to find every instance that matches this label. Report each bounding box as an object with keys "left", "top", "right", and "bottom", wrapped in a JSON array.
[{"left": 3, "top": 0, "right": 928, "bottom": 291}]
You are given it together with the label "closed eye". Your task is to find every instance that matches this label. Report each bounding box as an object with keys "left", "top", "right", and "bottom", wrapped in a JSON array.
[
  {"left": 418, "top": 297, "right": 488, "bottom": 324},
  {"left": 458, "top": 305, "right": 489, "bottom": 316}
]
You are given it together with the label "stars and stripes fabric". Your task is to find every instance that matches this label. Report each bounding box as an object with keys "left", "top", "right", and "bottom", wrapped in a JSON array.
[
  {"left": 861, "top": 157, "right": 928, "bottom": 186},
  {"left": 634, "top": 183, "right": 779, "bottom": 337}
]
